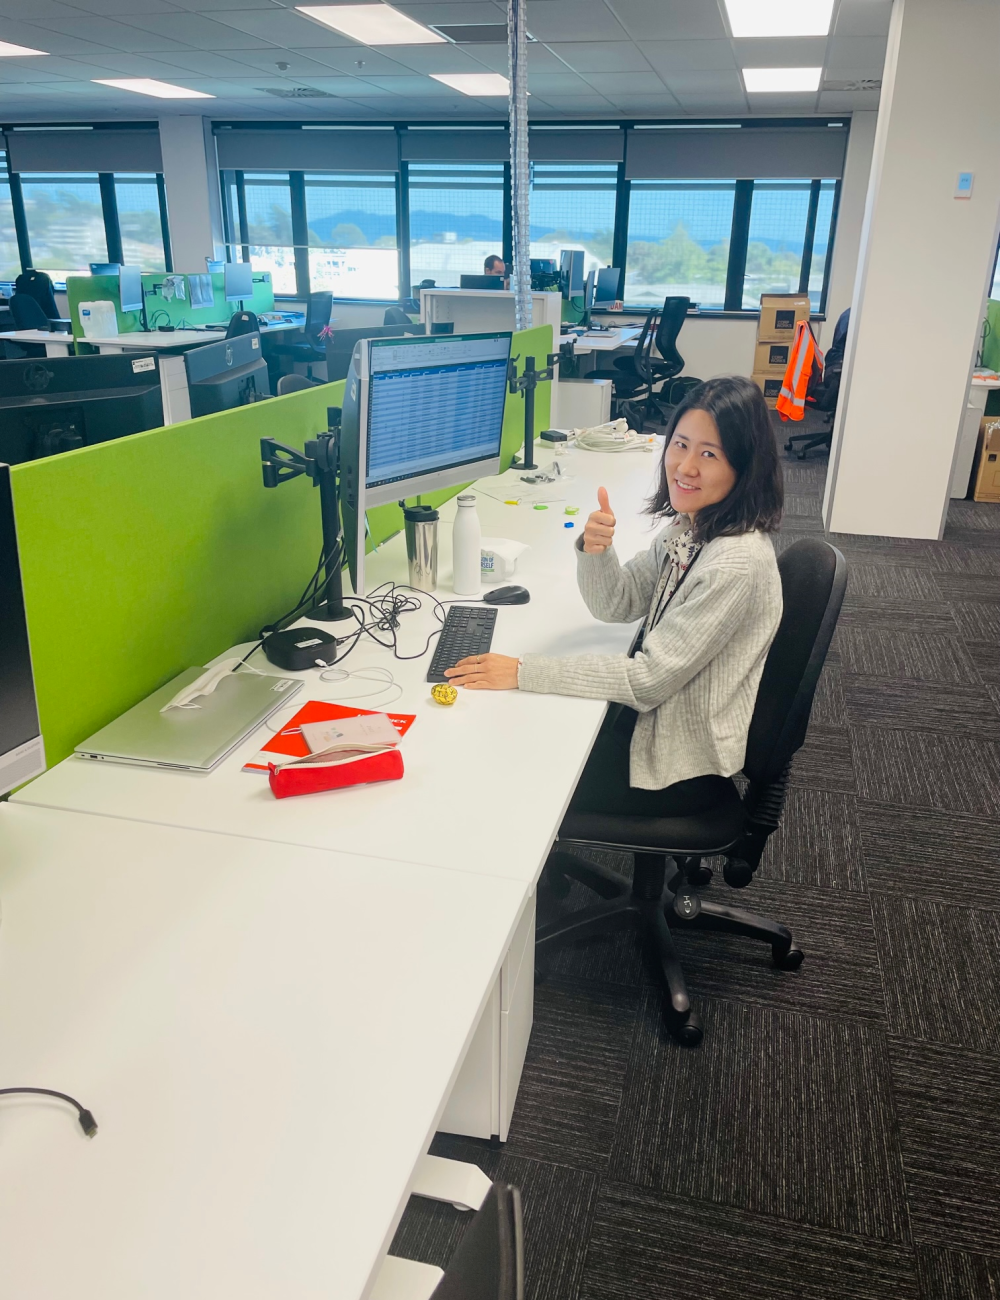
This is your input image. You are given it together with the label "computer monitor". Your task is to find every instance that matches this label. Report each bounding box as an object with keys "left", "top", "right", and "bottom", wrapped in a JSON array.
[
  {"left": 559, "top": 250, "right": 584, "bottom": 300},
  {"left": 595, "top": 267, "right": 622, "bottom": 307},
  {"left": 583, "top": 268, "right": 596, "bottom": 309},
  {"left": 459, "top": 275, "right": 504, "bottom": 291},
  {"left": 0, "top": 354, "right": 164, "bottom": 465},
  {"left": 340, "top": 331, "right": 512, "bottom": 596},
  {"left": 90, "top": 263, "right": 121, "bottom": 276},
  {"left": 530, "top": 258, "right": 556, "bottom": 276},
  {"left": 224, "top": 261, "right": 254, "bottom": 304},
  {"left": 184, "top": 332, "right": 270, "bottom": 417},
  {"left": 118, "top": 264, "right": 143, "bottom": 314},
  {"left": 0, "top": 463, "right": 46, "bottom": 795}
]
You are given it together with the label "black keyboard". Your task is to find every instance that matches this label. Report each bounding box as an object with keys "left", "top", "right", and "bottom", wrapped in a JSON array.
[{"left": 427, "top": 605, "right": 498, "bottom": 682}]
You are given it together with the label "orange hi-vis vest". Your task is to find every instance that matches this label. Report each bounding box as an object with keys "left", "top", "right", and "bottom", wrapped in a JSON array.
[{"left": 775, "top": 319, "right": 823, "bottom": 422}]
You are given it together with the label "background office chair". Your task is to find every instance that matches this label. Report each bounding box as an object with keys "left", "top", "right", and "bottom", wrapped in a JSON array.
[
  {"left": 647, "top": 295, "right": 691, "bottom": 415},
  {"left": 14, "top": 269, "right": 59, "bottom": 321},
  {"left": 785, "top": 307, "right": 850, "bottom": 460},
  {"left": 376, "top": 1182, "right": 524, "bottom": 1300},
  {"left": 384, "top": 305, "right": 414, "bottom": 326},
  {"left": 276, "top": 373, "right": 320, "bottom": 395},
  {"left": 225, "top": 310, "right": 259, "bottom": 339},
  {"left": 590, "top": 308, "right": 660, "bottom": 427},
  {"left": 268, "top": 291, "right": 333, "bottom": 380},
  {"left": 536, "top": 536, "right": 847, "bottom": 1046},
  {"left": 10, "top": 292, "right": 51, "bottom": 330},
  {"left": 324, "top": 323, "right": 426, "bottom": 381}
]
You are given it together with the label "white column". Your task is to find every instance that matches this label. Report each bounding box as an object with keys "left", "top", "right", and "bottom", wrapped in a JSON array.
[
  {"left": 157, "top": 117, "right": 225, "bottom": 273},
  {"left": 819, "top": 110, "right": 876, "bottom": 350},
  {"left": 823, "top": 0, "right": 1000, "bottom": 539}
]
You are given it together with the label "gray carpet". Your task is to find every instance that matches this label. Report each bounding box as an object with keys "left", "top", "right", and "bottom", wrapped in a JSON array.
[{"left": 391, "top": 417, "right": 1000, "bottom": 1298}]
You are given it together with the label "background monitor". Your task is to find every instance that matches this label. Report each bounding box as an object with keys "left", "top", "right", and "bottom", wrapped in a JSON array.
[
  {"left": 206, "top": 259, "right": 225, "bottom": 273},
  {"left": 459, "top": 275, "right": 504, "bottom": 291},
  {"left": 224, "top": 261, "right": 254, "bottom": 304},
  {"left": 583, "top": 268, "right": 596, "bottom": 309},
  {"left": 0, "top": 354, "right": 164, "bottom": 465},
  {"left": 340, "top": 331, "right": 513, "bottom": 596},
  {"left": 595, "top": 266, "right": 622, "bottom": 307},
  {"left": 118, "top": 264, "right": 143, "bottom": 315},
  {"left": 559, "top": 250, "right": 584, "bottom": 300},
  {"left": 530, "top": 258, "right": 556, "bottom": 275},
  {"left": 90, "top": 263, "right": 121, "bottom": 276},
  {"left": 0, "top": 463, "right": 46, "bottom": 794},
  {"left": 184, "top": 332, "right": 270, "bottom": 417}
]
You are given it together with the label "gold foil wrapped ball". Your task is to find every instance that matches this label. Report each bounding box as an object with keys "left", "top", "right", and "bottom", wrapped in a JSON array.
[{"left": 431, "top": 683, "right": 458, "bottom": 707}]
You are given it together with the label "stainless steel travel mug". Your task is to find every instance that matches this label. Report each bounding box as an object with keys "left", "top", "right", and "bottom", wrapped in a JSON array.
[{"left": 403, "top": 504, "right": 439, "bottom": 592}]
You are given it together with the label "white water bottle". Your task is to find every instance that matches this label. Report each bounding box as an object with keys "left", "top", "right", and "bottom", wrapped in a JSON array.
[{"left": 452, "top": 493, "right": 482, "bottom": 596}]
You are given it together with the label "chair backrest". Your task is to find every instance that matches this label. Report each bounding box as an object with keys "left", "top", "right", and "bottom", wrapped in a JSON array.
[
  {"left": 431, "top": 1183, "right": 524, "bottom": 1300},
  {"left": 631, "top": 309, "right": 660, "bottom": 385},
  {"left": 14, "top": 269, "right": 58, "bottom": 319},
  {"left": 743, "top": 537, "right": 847, "bottom": 789},
  {"left": 10, "top": 292, "right": 49, "bottom": 330},
  {"left": 654, "top": 296, "right": 690, "bottom": 379},
  {"left": 276, "top": 373, "right": 319, "bottom": 395},
  {"left": 384, "top": 305, "right": 413, "bottom": 326},
  {"left": 325, "top": 325, "right": 406, "bottom": 381},
  {"left": 305, "top": 291, "right": 333, "bottom": 337},
  {"left": 226, "top": 310, "right": 259, "bottom": 339}
]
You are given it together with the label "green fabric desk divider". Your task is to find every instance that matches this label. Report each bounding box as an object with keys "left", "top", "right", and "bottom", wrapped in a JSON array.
[
  {"left": 66, "top": 271, "right": 276, "bottom": 340},
  {"left": 11, "top": 324, "right": 552, "bottom": 768}
]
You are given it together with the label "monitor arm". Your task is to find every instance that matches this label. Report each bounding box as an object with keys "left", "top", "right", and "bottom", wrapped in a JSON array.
[{"left": 507, "top": 349, "right": 572, "bottom": 471}]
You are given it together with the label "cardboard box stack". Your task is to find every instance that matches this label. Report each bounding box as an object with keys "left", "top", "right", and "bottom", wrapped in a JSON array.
[
  {"left": 752, "top": 293, "right": 810, "bottom": 408},
  {"left": 973, "top": 414, "right": 1000, "bottom": 503}
]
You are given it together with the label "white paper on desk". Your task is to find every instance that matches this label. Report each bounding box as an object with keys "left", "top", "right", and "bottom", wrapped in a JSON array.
[{"left": 300, "top": 713, "right": 400, "bottom": 757}]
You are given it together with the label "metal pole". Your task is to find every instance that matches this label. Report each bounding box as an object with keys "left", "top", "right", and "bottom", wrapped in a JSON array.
[
  {"left": 522, "top": 356, "right": 537, "bottom": 469},
  {"left": 507, "top": 0, "right": 531, "bottom": 330}
]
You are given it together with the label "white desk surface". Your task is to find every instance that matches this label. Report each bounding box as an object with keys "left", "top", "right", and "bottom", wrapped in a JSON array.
[
  {"left": 0, "top": 803, "right": 528, "bottom": 1300},
  {"left": 561, "top": 325, "right": 640, "bottom": 354},
  {"left": 970, "top": 372, "right": 1000, "bottom": 388},
  {"left": 84, "top": 321, "right": 301, "bottom": 350},
  {"left": 0, "top": 328, "right": 73, "bottom": 345},
  {"left": 14, "top": 444, "right": 664, "bottom": 887}
]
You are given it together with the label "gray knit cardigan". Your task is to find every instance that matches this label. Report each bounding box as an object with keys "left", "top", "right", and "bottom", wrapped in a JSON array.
[{"left": 516, "top": 521, "right": 782, "bottom": 789}]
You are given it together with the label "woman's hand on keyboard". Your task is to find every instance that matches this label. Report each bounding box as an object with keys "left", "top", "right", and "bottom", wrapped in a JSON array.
[{"left": 444, "top": 653, "right": 520, "bottom": 690}]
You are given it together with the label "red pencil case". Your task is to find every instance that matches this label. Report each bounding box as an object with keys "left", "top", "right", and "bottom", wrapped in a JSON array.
[{"left": 268, "top": 748, "right": 404, "bottom": 799}]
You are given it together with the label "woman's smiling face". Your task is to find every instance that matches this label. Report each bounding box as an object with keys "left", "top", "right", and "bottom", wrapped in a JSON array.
[{"left": 664, "top": 408, "right": 738, "bottom": 520}]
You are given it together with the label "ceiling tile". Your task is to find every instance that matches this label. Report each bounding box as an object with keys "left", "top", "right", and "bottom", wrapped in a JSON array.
[
  {"left": 0, "top": 63, "right": 75, "bottom": 82},
  {"left": 287, "top": 45, "right": 413, "bottom": 74},
  {"left": 817, "top": 88, "right": 880, "bottom": 110},
  {"left": 606, "top": 0, "right": 728, "bottom": 41},
  {"left": 525, "top": 0, "right": 628, "bottom": 43},
  {"left": 391, "top": 1, "right": 505, "bottom": 20},
  {"left": 528, "top": 70, "right": 593, "bottom": 92},
  {"left": 544, "top": 41, "right": 651, "bottom": 73},
  {"left": 825, "top": 35, "right": 886, "bottom": 74},
  {"left": 639, "top": 38, "right": 736, "bottom": 72},
  {"left": 605, "top": 93, "right": 680, "bottom": 113},
  {"left": 834, "top": 0, "right": 892, "bottom": 38},
  {"left": 532, "top": 92, "right": 616, "bottom": 110},
  {"left": 207, "top": 8, "right": 351, "bottom": 46},
  {"left": 581, "top": 69, "right": 664, "bottom": 94},
  {"left": 60, "top": 0, "right": 181, "bottom": 11},
  {"left": 356, "top": 74, "right": 458, "bottom": 95},
  {"left": 154, "top": 48, "right": 290, "bottom": 76},
  {"left": 113, "top": 12, "right": 277, "bottom": 50},
  {"left": 0, "top": 17, "right": 117, "bottom": 55},
  {"left": 660, "top": 67, "right": 743, "bottom": 94},
  {"left": 745, "top": 92, "right": 818, "bottom": 112},
  {"left": 732, "top": 36, "right": 828, "bottom": 66},
  {"left": 452, "top": 41, "right": 563, "bottom": 72},
  {"left": 21, "top": 14, "right": 193, "bottom": 50},
  {"left": 0, "top": 0, "right": 93, "bottom": 17},
  {"left": 670, "top": 90, "right": 747, "bottom": 110},
  {"left": 55, "top": 49, "right": 193, "bottom": 74},
  {"left": 377, "top": 43, "right": 494, "bottom": 72}
]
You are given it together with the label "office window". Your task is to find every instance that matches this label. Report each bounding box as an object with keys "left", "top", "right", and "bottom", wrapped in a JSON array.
[
  {"left": 114, "top": 174, "right": 166, "bottom": 271},
  {"left": 19, "top": 172, "right": 107, "bottom": 282},
  {"left": 408, "top": 163, "right": 505, "bottom": 290},
  {"left": 0, "top": 153, "right": 18, "bottom": 281},
  {"left": 624, "top": 180, "right": 735, "bottom": 311},
  {"left": 530, "top": 163, "right": 617, "bottom": 277},
  {"left": 742, "top": 180, "right": 811, "bottom": 309},
  {"left": 241, "top": 171, "right": 296, "bottom": 295},
  {"left": 305, "top": 172, "right": 398, "bottom": 301},
  {"left": 807, "top": 179, "right": 837, "bottom": 311}
]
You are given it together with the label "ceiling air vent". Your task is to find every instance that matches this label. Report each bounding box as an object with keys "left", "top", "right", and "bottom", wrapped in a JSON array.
[
  {"left": 822, "top": 78, "right": 881, "bottom": 92},
  {"left": 431, "top": 23, "right": 535, "bottom": 42},
  {"left": 259, "top": 86, "right": 339, "bottom": 99}
]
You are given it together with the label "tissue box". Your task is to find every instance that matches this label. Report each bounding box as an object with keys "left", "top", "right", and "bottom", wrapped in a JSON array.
[{"left": 481, "top": 537, "right": 528, "bottom": 581}]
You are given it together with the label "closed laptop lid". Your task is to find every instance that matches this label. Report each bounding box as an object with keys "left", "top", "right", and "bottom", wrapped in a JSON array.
[{"left": 75, "top": 667, "right": 301, "bottom": 771}]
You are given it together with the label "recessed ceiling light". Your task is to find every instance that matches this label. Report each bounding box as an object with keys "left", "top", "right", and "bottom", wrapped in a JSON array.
[
  {"left": 296, "top": 5, "right": 445, "bottom": 45},
  {"left": 0, "top": 40, "right": 48, "bottom": 56},
  {"left": 94, "top": 78, "right": 214, "bottom": 99},
  {"left": 743, "top": 67, "right": 822, "bottom": 93},
  {"left": 429, "top": 72, "right": 513, "bottom": 96},
  {"left": 724, "top": 0, "right": 834, "bottom": 37}
]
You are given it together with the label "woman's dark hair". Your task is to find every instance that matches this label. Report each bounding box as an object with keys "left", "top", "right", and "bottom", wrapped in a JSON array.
[{"left": 647, "top": 375, "right": 783, "bottom": 542}]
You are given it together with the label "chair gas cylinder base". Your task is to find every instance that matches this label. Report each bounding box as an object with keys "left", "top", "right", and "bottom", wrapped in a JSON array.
[
  {"left": 537, "top": 847, "right": 803, "bottom": 1047},
  {"left": 534, "top": 536, "right": 847, "bottom": 1048}
]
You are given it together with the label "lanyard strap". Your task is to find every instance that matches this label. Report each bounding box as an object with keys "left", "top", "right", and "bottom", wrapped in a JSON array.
[{"left": 630, "top": 546, "right": 701, "bottom": 658}]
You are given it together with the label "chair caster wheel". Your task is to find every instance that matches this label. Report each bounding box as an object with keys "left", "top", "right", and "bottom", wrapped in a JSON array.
[
  {"left": 773, "top": 944, "right": 804, "bottom": 970},
  {"left": 784, "top": 440, "right": 793, "bottom": 452},
  {"left": 723, "top": 859, "right": 754, "bottom": 888},
  {"left": 670, "top": 1010, "right": 703, "bottom": 1047},
  {"left": 688, "top": 864, "right": 713, "bottom": 887}
]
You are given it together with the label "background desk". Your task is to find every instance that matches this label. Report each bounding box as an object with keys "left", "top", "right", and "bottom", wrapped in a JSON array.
[
  {"left": 0, "top": 328, "right": 74, "bottom": 357},
  {"left": 952, "top": 372, "right": 1000, "bottom": 497},
  {"left": 561, "top": 325, "right": 641, "bottom": 355},
  {"left": 0, "top": 803, "right": 529, "bottom": 1300}
]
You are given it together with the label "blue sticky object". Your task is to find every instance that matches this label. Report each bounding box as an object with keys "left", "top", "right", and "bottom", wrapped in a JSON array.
[{"left": 564, "top": 521, "right": 574, "bottom": 528}]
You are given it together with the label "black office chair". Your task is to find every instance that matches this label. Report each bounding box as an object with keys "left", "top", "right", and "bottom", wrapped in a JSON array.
[
  {"left": 536, "top": 536, "right": 847, "bottom": 1045},
  {"left": 324, "top": 324, "right": 407, "bottom": 382},
  {"left": 649, "top": 295, "right": 697, "bottom": 419},
  {"left": 10, "top": 292, "right": 51, "bottom": 330},
  {"left": 590, "top": 308, "right": 660, "bottom": 427},
  {"left": 268, "top": 291, "right": 333, "bottom": 379},
  {"left": 14, "top": 268, "right": 59, "bottom": 320},
  {"left": 431, "top": 1182, "right": 524, "bottom": 1300},
  {"left": 384, "top": 305, "right": 414, "bottom": 326},
  {"left": 276, "top": 373, "right": 320, "bottom": 395},
  {"left": 226, "top": 310, "right": 260, "bottom": 339},
  {"left": 785, "top": 308, "right": 849, "bottom": 460}
]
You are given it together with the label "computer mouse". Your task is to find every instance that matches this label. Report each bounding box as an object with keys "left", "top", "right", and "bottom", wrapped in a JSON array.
[{"left": 483, "top": 585, "right": 530, "bottom": 605}]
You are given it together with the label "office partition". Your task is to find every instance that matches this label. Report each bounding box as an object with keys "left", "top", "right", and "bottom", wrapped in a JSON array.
[{"left": 65, "top": 270, "right": 276, "bottom": 339}]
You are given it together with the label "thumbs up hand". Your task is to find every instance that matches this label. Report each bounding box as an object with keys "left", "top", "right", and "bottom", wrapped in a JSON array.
[{"left": 583, "top": 486, "right": 617, "bottom": 554}]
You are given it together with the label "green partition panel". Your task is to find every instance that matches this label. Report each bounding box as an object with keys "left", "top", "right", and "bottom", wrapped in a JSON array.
[
  {"left": 982, "top": 299, "right": 1000, "bottom": 373},
  {"left": 11, "top": 323, "right": 552, "bottom": 768},
  {"left": 66, "top": 271, "right": 276, "bottom": 340}
]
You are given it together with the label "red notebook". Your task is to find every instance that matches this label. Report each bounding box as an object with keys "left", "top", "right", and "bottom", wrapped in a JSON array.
[{"left": 244, "top": 700, "right": 416, "bottom": 774}]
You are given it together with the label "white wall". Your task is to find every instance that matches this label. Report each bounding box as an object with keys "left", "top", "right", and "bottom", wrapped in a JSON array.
[
  {"left": 824, "top": 0, "right": 1000, "bottom": 538},
  {"left": 158, "top": 117, "right": 225, "bottom": 273},
  {"left": 820, "top": 111, "right": 877, "bottom": 349}
]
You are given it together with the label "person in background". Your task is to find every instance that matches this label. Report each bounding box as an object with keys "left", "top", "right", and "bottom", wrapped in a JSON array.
[{"left": 484, "top": 255, "right": 506, "bottom": 277}]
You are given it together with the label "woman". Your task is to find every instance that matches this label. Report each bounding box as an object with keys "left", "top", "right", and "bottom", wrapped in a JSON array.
[{"left": 444, "top": 375, "right": 784, "bottom": 817}]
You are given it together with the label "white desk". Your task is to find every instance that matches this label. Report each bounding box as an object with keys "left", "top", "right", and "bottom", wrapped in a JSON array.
[
  {"left": 953, "top": 372, "right": 1000, "bottom": 498},
  {"left": 419, "top": 288, "right": 563, "bottom": 339},
  {"left": 0, "top": 804, "right": 529, "bottom": 1300},
  {"left": 560, "top": 325, "right": 640, "bottom": 355},
  {"left": 0, "top": 328, "right": 73, "bottom": 357}
]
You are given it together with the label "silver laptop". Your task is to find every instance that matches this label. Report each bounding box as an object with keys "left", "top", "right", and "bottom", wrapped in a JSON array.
[{"left": 75, "top": 667, "right": 302, "bottom": 772}]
